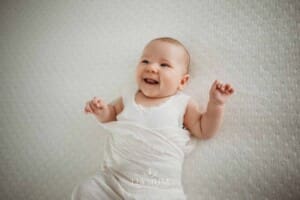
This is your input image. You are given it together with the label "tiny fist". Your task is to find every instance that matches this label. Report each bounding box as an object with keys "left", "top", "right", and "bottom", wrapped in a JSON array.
[{"left": 96, "top": 100, "right": 101, "bottom": 108}]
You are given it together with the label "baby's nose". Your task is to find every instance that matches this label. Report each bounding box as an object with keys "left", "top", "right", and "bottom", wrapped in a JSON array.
[{"left": 146, "top": 64, "right": 159, "bottom": 73}]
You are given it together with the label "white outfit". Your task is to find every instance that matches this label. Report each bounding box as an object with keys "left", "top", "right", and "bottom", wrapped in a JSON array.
[{"left": 72, "top": 88, "right": 197, "bottom": 200}]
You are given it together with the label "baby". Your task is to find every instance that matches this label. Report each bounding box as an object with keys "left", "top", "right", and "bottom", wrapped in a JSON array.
[
  {"left": 85, "top": 37, "right": 234, "bottom": 139},
  {"left": 73, "top": 37, "right": 234, "bottom": 200}
]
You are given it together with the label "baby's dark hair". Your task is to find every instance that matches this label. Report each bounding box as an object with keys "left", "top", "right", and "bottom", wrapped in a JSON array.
[{"left": 149, "top": 37, "right": 190, "bottom": 73}]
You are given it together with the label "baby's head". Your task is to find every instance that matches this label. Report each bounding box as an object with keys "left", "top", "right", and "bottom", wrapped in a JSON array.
[
  {"left": 143, "top": 37, "right": 190, "bottom": 73},
  {"left": 136, "top": 37, "right": 190, "bottom": 98}
]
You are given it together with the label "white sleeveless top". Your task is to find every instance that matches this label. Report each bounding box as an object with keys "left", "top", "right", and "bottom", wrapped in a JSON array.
[
  {"left": 97, "top": 88, "right": 197, "bottom": 199},
  {"left": 116, "top": 88, "right": 195, "bottom": 154},
  {"left": 117, "top": 88, "right": 190, "bottom": 129}
]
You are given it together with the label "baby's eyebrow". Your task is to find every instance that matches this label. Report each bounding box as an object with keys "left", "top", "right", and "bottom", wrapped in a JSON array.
[
  {"left": 161, "top": 58, "right": 171, "bottom": 63},
  {"left": 140, "top": 56, "right": 172, "bottom": 64},
  {"left": 141, "top": 54, "right": 150, "bottom": 58},
  {"left": 160, "top": 58, "right": 174, "bottom": 66}
]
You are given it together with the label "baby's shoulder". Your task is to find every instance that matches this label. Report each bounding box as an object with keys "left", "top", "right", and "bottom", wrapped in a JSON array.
[
  {"left": 183, "top": 96, "right": 202, "bottom": 116},
  {"left": 174, "top": 91, "right": 192, "bottom": 106}
]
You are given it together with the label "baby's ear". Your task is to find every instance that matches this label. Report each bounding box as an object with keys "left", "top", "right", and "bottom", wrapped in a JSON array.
[{"left": 178, "top": 74, "right": 190, "bottom": 90}]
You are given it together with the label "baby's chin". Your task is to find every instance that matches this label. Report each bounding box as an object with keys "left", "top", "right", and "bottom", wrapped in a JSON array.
[
  {"left": 140, "top": 89, "right": 176, "bottom": 99},
  {"left": 139, "top": 90, "right": 159, "bottom": 98}
]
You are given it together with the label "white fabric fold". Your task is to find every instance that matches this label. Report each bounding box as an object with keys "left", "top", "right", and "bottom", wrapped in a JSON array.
[
  {"left": 72, "top": 121, "right": 197, "bottom": 199},
  {"left": 103, "top": 121, "right": 196, "bottom": 198}
]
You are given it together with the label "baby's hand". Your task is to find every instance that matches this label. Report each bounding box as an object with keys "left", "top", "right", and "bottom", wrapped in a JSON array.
[
  {"left": 209, "top": 80, "right": 234, "bottom": 105},
  {"left": 84, "top": 97, "right": 108, "bottom": 116}
]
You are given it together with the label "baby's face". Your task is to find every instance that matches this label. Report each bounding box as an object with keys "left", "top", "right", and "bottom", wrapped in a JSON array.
[{"left": 136, "top": 40, "right": 189, "bottom": 98}]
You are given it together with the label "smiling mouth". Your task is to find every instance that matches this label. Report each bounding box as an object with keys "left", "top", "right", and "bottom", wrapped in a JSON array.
[{"left": 143, "top": 78, "right": 159, "bottom": 85}]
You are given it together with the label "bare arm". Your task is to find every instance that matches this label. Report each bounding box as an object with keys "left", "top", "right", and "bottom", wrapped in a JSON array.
[
  {"left": 184, "top": 80, "right": 234, "bottom": 139},
  {"left": 84, "top": 97, "right": 124, "bottom": 123},
  {"left": 184, "top": 99, "right": 224, "bottom": 139},
  {"left": 201, "top": 101, "right": 224, "bottom": 139}
]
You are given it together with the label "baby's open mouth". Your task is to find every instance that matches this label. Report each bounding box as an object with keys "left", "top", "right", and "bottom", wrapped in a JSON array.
[{"left": 144, "top": 78, "right": 159, "bottom": 84}]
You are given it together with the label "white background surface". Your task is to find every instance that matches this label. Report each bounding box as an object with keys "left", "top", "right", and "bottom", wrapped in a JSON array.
[{"left": 1, "top": 0, "right": 299, "bottom": 199}]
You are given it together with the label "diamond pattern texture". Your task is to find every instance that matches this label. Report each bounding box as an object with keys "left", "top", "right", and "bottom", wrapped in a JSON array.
[{"left": 0, "top": 0, "right": 299, "bottom": 199}]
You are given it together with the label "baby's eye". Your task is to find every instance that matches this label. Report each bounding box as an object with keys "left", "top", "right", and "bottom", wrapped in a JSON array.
[
  {"left": 141, "top": 60, "right": 149, "bottom": 64},
  {"left": 160, "top": 63, "right": 169, "bottom": 67}
]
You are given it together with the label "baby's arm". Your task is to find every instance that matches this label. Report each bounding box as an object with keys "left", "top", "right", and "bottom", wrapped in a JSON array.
[
  {"left": 84, "top": 97, "right": 123, "bottom": 123},
  {"left": 184, "top": 80, "right": 234, "bottom": 139}
]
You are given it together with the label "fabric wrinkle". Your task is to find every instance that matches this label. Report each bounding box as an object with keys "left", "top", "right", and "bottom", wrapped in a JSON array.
[{"left": 72, "top": 87, "right": 197, "bottom": 199}]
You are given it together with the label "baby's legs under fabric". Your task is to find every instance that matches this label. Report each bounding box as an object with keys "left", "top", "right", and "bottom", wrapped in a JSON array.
[
  {"left": 72, "top": 167, "right": 187, "bottom": 200},
  {"left": 72, "top": 170, "right": 123, "bottom": 200}
]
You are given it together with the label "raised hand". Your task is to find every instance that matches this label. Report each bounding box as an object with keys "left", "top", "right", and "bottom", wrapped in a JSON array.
[
  {"left": 84, "top": 97, "right": 108, "bottom": 116},
  {"left": 209, "top": 80, "right": 234, "bottom": 105}
]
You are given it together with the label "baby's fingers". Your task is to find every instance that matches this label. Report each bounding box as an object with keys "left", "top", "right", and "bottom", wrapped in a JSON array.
[
  {"left": 220, "top": 84, "right": 234, "bottom": 95},
  {"left": 215, "top": 82, "right": 231, "bottom": 95},
  {"left": 89, "top": 100, "right": 100, "bottom": 112},
  {"left": 210, "top": 80, "right": 221, "bottom": 92},
  {"left": 212, "top": 80, "right": 218, "bottom": 89},
  {"left": 92, "top": 97, "right": 104, "bottom": 109},
  {"left": 228, "top": 87, "right": 234, "bottom": 94},
  {"left": 84, "top": 102, "right": 93, "bottom": 114},
  {"left": 224, "top": 84, "right": 234, "bottom": 94},
  {"left": 85, "top": 99, "right": 99, "bottom": 114},
  {"left": 216, "top": 81, "right": 223, "bottom": 90}
]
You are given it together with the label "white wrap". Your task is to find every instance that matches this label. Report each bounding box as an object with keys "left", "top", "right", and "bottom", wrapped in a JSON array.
[
  {"left": 72, "top": 90, "right": 198, "bottom": 199},
  {"left": 72, "top": 121, "right": 197, "bottom": 200}
]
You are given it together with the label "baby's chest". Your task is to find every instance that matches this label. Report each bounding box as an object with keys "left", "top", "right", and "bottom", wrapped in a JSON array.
[{"left": 117, "top": 105, "right": 183, "bottom": 129}]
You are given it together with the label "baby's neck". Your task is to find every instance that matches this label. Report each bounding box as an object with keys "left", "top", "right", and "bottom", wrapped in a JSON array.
[{"left": 135, "top": 90, "right": 176, "bottom": 107}]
